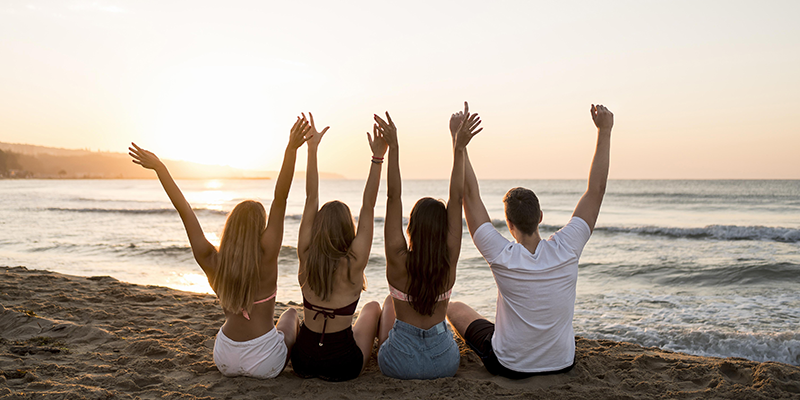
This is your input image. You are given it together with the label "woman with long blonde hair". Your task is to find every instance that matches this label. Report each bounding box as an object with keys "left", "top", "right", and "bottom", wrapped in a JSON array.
[
  {"left": 291, "top": 113, "right": 387, "bottom": 381},
  {"left": 376, "top": 103, "right": 481, "bottom": 379},
  {"left": 128, "top": 116, "right": 311, "bottom": 378}
]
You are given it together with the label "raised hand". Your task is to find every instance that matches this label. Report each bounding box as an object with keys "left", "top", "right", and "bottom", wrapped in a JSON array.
[
  {"left": 289, "top": 115, "right": 313, "bottom": 149},
  {"left": 453, "top": 102, "right": 482, "bottom": 150},
  {"left": 591, "top": 104, "right": 614, "bottom": 132},
  {"left": 367, "top": 124, "right": 388, "bottom": 158},
  {"left": 374, "top": 112, "right": 398, "bottom": 150},
  {"left": 304, "top": 112, "right": 330, "bottom": 149},
  {"left": 129, "top": 143, "right": 165, "bottom": 171},
  {"left": 449, "top": 101, "right": 469, "bottom": 143}
]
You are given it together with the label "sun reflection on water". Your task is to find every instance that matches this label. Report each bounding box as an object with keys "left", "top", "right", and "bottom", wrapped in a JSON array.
[{"left": 167, "top": 272, "right": 214, "bottom": 295}]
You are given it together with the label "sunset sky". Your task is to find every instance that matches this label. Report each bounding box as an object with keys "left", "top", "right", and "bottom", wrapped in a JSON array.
[{"left": 2, "top": 1, "right": 798, "bottom": 179}]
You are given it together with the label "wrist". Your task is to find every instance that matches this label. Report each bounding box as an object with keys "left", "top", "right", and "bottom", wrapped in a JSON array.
[{"left": 598, "top": 128, "right": 612, "bottom": 135}]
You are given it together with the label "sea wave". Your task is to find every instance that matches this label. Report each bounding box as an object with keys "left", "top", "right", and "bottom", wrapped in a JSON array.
[
  {"left": 576, "top": 289, "right": 800, "bottom": 366},
  {"left": 580, "top": 327, "right": 800, "bottom": 366},
  {"left": 597, "top": 224, "right": 800, "bottom": 243},
  {"left": 489, "top": 220, "right": 800, "bottom": 243},
  {"left": 581, "top": 262, "right": 800, "bottom": 287},
  {"left": 43, "top": 207, "right": 229, "bottom": 216}
]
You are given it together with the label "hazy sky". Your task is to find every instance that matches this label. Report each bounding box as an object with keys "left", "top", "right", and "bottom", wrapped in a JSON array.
[{"left": 2, "top": 1, "right": 798, "bottom": 179}]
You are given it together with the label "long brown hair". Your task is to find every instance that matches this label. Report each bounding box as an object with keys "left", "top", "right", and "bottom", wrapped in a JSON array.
[
  {"left": 305, "top": 200, "right": 358, "bottom": 300},
  {"left": 405, "top": 197, "right": 450, "bottom": 316},
  {"left": 212, "top": 200, "right": 266, "bottom": 316}
]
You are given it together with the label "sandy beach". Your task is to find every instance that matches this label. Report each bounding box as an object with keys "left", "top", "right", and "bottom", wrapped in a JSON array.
[{"left": 1, "top": 266, "right": 798, "bottom": 399}]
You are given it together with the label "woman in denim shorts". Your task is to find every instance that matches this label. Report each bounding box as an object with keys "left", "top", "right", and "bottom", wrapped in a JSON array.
[{"left": 375, "top": 104, "right": 482, "bottom": 379}]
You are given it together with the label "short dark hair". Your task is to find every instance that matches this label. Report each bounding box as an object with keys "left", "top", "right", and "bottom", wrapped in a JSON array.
[{"left": 503, "top": 187, "right": 541, "bottom": 236}]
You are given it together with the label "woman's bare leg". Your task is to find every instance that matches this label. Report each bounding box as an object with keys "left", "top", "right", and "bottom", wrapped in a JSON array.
[
  {"left": 352, "top": 301, "right": 381, "bottom": 374},
  {"left": 276, "top": 307, "right": 299, "bottom": 367}
]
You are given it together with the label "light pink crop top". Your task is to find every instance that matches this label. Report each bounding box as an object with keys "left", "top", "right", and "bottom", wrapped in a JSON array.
[
  {"left": 241, "top": 291, "right": 277, "bottom": 320},
  {"left": 388, "top": 284, "right": 451, "bottom": 303}
]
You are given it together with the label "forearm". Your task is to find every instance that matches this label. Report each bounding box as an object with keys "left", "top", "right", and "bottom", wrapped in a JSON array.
[
  {"left": 462, "top": 151, "right": 491, "bottom": 235},
  {"left": 362, "top": 159, "right": 382, "bottom": 211},
  {"left": 463, "top": 151, "right": 480, "bottom": 202},
  {"left": 155, "top": 165, "right": 211, "bottom": 260},
  {"left": 274, "top": 145, "right": 299, "bottom": 204},
  {"left": 384, "top": 145, "right": 405, "bottom": 251},
  {"left": 586, "top": 129, "right": 611, "bottom": 196},
  {"left": 353, "top": 159, "right": 382, "bottom": 259},
  {"left": 387, "top": 146, "right": 401, "bottom": 200},
  {"left": 305, "top": 146, "right": 320, "bottom": 206},
  {"left": 155, "top": 166, "right": 193, "bottom": 218},
  {"left": 449, "top": 148, "right": 466, "bottom": 207}
]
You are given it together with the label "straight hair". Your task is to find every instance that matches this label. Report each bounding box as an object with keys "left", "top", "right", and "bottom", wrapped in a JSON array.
[
  {"left": 212, "top": 200, "right": 266, "bottom": 316},
  {"left": 405, "top": 197, "right": 450, "bottom": 316},
  {"left": 305, "top": 201, "right": 358, "bottom": 300}
]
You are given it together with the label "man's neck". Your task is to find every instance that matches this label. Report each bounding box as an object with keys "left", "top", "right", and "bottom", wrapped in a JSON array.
[{"left": 516, "top": 232, "right": 542, "bottom": 255}]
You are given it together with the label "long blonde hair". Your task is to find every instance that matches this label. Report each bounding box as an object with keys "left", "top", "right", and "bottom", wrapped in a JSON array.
[
  {"left": 212, "top": 200, "right": 266, "bottom": 316},
  {"left": 305, "top": 200, "right": 358, "bottom": 300}
]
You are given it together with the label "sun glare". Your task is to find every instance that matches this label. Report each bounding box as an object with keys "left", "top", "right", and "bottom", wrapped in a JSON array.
[
  {"left": 205, "top": 179, "right": 223, "bottom": 190},
  {"left": 143, "top": 63, "right": 301, "bottom": 171},
  {"left": 168, "top": 272, "right": 214, "bottom": 295}
]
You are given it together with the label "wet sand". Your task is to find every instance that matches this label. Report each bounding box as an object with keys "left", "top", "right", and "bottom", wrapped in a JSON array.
[{"left": 1, "top": 266, "right": 798, "bottom": 399}]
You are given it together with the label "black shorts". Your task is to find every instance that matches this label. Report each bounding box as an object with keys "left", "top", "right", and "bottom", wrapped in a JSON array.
[
  {"left": 290, "top": 324, "right": 363, "bottom": 382},
  {"left": 463, "top": 318, "right": 575, "bottom": 379}
]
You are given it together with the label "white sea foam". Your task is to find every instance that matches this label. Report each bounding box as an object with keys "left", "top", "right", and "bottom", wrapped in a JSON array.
[{"left": 599, "top": 224, "right": 800, "bottom": 243}]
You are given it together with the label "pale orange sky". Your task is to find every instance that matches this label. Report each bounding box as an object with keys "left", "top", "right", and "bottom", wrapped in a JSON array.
[{"left": 1, "top": 1, "right": 798, "bottom": 179}]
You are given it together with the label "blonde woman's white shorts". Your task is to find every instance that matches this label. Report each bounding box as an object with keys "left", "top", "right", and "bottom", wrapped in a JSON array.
[{"left": 213, "top": 327, "right": 287, "bottom": 379}]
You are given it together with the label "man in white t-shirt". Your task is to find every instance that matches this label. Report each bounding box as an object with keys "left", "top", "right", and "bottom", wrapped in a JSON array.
[{"left": 446, "top": 103, "right": 614, "bottom": 379}]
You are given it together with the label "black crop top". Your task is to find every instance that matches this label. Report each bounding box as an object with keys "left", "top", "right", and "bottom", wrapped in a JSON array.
[{"left": 302, "top": 296, "right": 360, "bottom": 346}]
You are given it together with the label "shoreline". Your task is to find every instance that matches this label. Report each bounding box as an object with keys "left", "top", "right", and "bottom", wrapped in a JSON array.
[{"left": 1, "top": 266, "right": 798, "bottom": 399}]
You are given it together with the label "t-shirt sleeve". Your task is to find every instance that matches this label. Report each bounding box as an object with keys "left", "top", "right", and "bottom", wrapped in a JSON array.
[
  {"left": 472, "top": 222, "right": 511, "bottom": 263},
  {"left": 552, "top": 216, "right": 592, "bottom": 257}
]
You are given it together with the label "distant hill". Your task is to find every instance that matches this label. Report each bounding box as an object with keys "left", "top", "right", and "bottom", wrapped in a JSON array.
[{"left": 0, "top": 142, "right": 346, "bottom": 180}]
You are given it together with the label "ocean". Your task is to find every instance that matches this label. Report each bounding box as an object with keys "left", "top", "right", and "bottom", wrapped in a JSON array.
[{"left": 1, "top": 178, "right": 798, "bottom": 366}]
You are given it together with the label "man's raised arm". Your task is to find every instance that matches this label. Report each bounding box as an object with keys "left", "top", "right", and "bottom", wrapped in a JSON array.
[
  {"left": 450, "top": 102, "right": 491, "bottom": 237},
  {"left": 572, "top": 104, "right": 613, "bottom": 231}
]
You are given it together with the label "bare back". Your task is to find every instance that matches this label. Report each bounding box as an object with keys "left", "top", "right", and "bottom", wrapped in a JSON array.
[
  {"left": 387, "top": 251, "right": 455, "bottom": 330},
  {"left": 299, "top": 255, "right": 364, "bottom": 334},
  {"left": 218, "top": 246, "right": 279, "bottom": 341}
]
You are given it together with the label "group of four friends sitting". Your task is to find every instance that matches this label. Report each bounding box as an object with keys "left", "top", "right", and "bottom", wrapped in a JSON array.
[{"left": 128, "top": 101, "right": 614, "bottom": 381}]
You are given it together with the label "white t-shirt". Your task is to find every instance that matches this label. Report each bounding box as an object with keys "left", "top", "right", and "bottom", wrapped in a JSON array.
[{"left": 472, "top": 216, "right": 592, "bottom": 373}]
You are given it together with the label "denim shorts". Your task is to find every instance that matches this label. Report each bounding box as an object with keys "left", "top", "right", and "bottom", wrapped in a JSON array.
[{"left": 378, "top": 319, "right": 460, "bottom": 380}]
